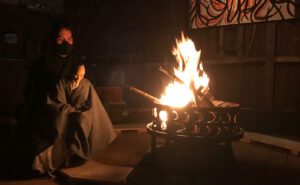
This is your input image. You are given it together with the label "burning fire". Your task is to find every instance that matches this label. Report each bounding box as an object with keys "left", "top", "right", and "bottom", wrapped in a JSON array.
[{"left": 159, "top": 32, "right": 209, "bottom": 108}]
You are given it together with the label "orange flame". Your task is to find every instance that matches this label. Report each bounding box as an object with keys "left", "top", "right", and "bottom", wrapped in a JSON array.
[{"left": 159, "top": 32, "right": 209, "bottom": 108}]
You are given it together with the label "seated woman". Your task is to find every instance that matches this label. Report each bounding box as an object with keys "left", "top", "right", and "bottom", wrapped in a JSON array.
[{"left": 32, "top": 64, "right": 116, "bottom": 174}]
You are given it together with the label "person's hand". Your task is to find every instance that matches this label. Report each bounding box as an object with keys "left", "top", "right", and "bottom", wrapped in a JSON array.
[
  {"left": 75, "top": 102, "right": 91, "bottom": 112},
  {"left": 69, "top": 106, "right": 81, "bottom": 113},
  {"left": 70, "top": 106, "right": 77, "bottom": 112},
  {"left": 80, "top": 104, "right": 91, "bottom": 112}
]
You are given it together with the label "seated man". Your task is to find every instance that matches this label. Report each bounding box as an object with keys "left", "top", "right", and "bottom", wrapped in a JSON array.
[{"left": 33, "top": 64, "right": 117, "bottom": 174}]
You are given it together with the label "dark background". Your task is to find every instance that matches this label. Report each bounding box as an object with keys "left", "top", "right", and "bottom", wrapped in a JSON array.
[{"left": 0, "top": 0, "right": 300, "bottom": 136}]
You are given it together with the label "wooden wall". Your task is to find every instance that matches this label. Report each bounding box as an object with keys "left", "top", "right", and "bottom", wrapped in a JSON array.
[
  {"left": 189, "top": 21, "right": 300, "bottom": 110},
  {"left": 0, "top": 0, "right": 300, "bottom": 112},
  {"left": 70, "top": 0, "right": 300, "bottom": 110}
]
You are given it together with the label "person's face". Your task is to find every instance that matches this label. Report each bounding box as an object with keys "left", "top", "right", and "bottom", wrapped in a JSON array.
[
  {"left": 73, "top": 65, "right": 85, "bottom": 84},
  {"left": 56, "top": 28, "right": 73, "bottom": 45}
]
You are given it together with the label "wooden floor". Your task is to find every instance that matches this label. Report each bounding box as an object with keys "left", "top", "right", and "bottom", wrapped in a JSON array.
[
  {"left": 232, "top": 141, "right": 300, "bottom": 185},
  {"left": 127, "top": 138, "right": 300, "bottom": 185},
  {"left": 0, "top": 132, "right": 299, "bottom": 185}
]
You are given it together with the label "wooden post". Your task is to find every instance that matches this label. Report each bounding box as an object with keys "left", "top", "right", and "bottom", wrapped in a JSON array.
[
  {"left": 219, "top": 27, "right": 224, "bottom": 60},
  {"left": 237, "top": 26, "right": 244, "bottom": 57},
  {"left": 264, "top": 23, "right": 276, "bottom": 108}
]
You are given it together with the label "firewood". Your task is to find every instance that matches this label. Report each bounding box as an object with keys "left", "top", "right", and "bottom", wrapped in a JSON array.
[
  {"left": 127, "top": 86, "right": 161, "bottom": 104},
  {"left": 212, "top": 100, "right": 239, "bottom": 108},
  {"left": 159, "top": 66, "right": 184, "bottom": 83}
]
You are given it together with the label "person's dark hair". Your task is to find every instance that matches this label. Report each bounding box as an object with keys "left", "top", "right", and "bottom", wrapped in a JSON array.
[
  {"left": 68, "top": 62, "right": 85, "bottom": 80},
  {"left": 40, "top": 19, "right": 74, "bottom": 55},
  {"left": 49, "top": 19, "right": 73, "bottom": 43}
]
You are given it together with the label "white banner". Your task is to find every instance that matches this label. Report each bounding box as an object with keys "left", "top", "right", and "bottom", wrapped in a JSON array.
[{"left": 189, "top": 0, "right": 296, "bottom": 28}]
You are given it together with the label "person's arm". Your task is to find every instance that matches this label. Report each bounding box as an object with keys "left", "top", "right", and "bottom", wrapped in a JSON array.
[
  {"left": 47, "top": 80, "right": 76, "bottom": 113},
  {"left": 75, "top": 100, "right": 91, "bottom": 112}
]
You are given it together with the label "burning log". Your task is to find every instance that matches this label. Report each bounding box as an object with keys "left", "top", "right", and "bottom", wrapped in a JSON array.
[
  {"left": 190, "top": 80, "right": 201, "bottom": 107},
  {"left": 159, "top": 66, "right": 184, "bottom": 84},
  {"left": 197, "top": 92, "right": 215, "bottom": 108},
  {"left": 211, "top": 99, "right": 240, "bottom": 108},
  {"left": 127, "top": 86, "right": 161, "bottom": 104}
]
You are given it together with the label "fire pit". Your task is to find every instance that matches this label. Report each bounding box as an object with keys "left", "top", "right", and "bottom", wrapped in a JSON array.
[
  {"left": 129, "top": 32, "right": 244, "bottom": 154},
  {"left": 147, "top": 104, "right": 243, "bottom": 153}
]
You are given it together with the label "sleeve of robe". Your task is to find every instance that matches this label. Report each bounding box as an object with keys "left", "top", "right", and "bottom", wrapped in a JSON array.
[{"left": 47, "top": 80, "right": 76, "bottom": 136}]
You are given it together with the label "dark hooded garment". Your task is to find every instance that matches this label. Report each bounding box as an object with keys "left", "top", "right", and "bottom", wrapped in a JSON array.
[
  {"left": 22, "top": 54, "right": 79, "bottom": 150},
  {"left": 25, "top": 54, "right": 80, "bottom": 107},
  {"left": 32, "top": 78, "right": 116, "bottom": 172}
]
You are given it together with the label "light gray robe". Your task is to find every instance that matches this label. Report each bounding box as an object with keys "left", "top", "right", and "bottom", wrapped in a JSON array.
[{"left": 33, "top": 78, "right": 116, "bottom": 172}]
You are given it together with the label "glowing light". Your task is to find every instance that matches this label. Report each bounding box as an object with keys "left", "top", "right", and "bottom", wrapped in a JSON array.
[
  {"left": 161, "top": 122, "right": 167, "bottom": 130},
  {"left": 159, "top": 110, "right": 168, "bottom": 122},
  {"left": 153, "top": 107, "right": 158, "bottom": 118},
  {"left": 159, "top": 32, "right": 209, "bottom": 108}
]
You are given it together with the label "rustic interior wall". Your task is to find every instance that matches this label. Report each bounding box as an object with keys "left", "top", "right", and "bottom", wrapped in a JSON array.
[
  {"left": 189, "top": 21, "right": 300, "bottom": 110},
  {"left": 0, "top": 0, "right": 299, "bottom": 115}
]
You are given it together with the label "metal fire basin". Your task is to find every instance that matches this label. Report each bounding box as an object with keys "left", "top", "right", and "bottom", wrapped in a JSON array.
[{"left": 147, "top": 104, "right": 244, "bottom": 153}]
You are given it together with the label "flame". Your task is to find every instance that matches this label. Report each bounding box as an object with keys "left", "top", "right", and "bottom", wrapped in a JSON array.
[{"left": 159, "top": 32, "right": 209, "bottom": 108}]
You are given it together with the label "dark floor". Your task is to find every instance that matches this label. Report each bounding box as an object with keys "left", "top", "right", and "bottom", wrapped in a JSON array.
[
  {"left": 0, "top": 131, "right": 299, "bottom": 185},
  {"left": 128, "top": 140, "right": 300, "bottom": 185}
]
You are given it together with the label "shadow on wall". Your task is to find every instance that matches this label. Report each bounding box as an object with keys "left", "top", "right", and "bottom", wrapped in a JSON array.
[
  {"left": 0, "top": 60, "right": 28, "bottom": 117},
  {"left": 86, "top": 62, "right": 166, "bottom": 109}
]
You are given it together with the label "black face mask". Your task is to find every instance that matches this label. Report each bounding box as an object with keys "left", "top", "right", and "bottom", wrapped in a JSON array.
[{"left": 55, "top": 41, "right": 73, "bottom": 56}]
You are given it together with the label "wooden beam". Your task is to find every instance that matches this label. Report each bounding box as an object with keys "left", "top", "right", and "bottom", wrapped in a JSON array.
[
  {"left": 114, "top": 123, "right": 147, "bottom": 134},
  {"left": 274, "top": 56, "right": 300, "bottom": 63},
  {"left": 58, "top": 161, "right": 133, "bottom": 184},
  {"left": 204, "top": 57, "right": 265, "bottom": 65},
  {"left": 242, "top": 132, "right": 300, "bottom": 156}
]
